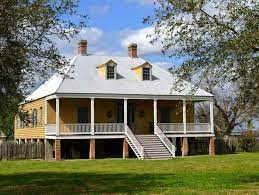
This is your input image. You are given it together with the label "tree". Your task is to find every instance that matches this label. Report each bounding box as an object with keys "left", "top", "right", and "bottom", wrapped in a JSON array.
[
  {"left": 0, "top": 0, "right": 87, "bottom": 136},
  {"left": 144, "top": 0, "right": 258, "bottom": 110},
  {"left": 196, "top": 79, "right": 257, "bottom": 136}
]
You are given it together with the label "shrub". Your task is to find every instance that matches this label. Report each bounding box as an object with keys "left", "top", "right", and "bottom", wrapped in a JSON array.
[{"left": 238, "top": 130, "right": 256, "bottom": 152}]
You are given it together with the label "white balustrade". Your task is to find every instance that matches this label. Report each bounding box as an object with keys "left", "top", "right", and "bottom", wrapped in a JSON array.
[
  {"left": 125, "top": 125, "right": 144, "bottom": 159},
  {"left": 60, "top": 123, "right": 91, "bottom": 135},
  {"left": 45, "top": 124, "right": 56, "bottom": 135},
  {"left": 155, "top": 124, "right": 175, "bottom": 157},
  {"left": 157, "top": 123, "right": 211, "bottom": 134},
  {"left": 94, "top": 123, "right": 125, "bottom": 134}
]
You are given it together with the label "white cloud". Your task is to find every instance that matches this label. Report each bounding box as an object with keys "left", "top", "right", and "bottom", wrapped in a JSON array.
[
  {"left": 120, "top": 27, "right": 163, "bottom": 56},
  {"left": 89, "top": 4, "right": 110, "bottom": 16}
]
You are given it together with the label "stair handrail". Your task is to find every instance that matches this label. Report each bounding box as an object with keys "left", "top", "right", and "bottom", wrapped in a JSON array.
[
  {"left": 125, "top": 125, "right": 144, "bottom": 159},
  {"left": 155, "top": 124, "right": 176, "bottom": 157}
]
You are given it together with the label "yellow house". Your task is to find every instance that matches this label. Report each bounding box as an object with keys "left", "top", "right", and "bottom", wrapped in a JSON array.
[{"left": 14, "top": 40, "right": 215, "bottom": 160}]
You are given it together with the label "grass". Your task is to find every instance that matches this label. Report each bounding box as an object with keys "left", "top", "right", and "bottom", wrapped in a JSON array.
[{"left": 0, "top": 153, "right": 258, "bottom": 194}]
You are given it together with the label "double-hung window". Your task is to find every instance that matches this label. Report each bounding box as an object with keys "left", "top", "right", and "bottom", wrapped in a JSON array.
[
  {"left": 107, "top": 65, "right": 115, "bottom": 79},
  {"left": 143, "top": 67, "right": 151, "bottom": 80},
  {"left": 33, "top": 109, "right": 37, "bottom": 127}
]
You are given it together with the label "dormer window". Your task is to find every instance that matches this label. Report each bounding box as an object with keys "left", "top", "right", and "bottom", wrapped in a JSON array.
[
  {"left": 97, "top": 60, "right": 117, "bottom": 80},
  {"left": 132, "top": 62, "right": 152, "bottom": 81},
  {"left": 143, "top": 67, "right": 151, "bottom": 80},
  {"left": 107, "top": 64, "right": 115, "bottom": 79}
]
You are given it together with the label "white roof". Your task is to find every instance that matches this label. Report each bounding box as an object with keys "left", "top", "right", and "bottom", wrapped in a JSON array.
[{"left": 26, "top": 54, "right": 213, "bottom": 101}]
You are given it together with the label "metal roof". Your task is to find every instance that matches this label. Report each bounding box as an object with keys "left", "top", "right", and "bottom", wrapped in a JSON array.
[{"left": 26, "top": 54, "right": 213, "bottom": 101}]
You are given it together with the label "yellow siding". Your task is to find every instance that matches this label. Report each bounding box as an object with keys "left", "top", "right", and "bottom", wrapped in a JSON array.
[
  {"left": 98, "top": 64, "right": 106, "bottom": 78},
  {"left": 15, "top": 98, "right": 46, "bottom": 139},
  {"left": 133, "top": 66, "right": 142, "bottom": 80}
]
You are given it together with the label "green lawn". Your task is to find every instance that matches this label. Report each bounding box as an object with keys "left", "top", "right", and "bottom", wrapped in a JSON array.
[{"left": 0, "top": 153, "right": 258, "bottom": 194}]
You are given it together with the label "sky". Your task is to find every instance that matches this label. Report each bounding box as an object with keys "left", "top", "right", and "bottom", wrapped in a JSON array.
[{"left": 56, "top": 0, "right": 182, "bottom": 70}]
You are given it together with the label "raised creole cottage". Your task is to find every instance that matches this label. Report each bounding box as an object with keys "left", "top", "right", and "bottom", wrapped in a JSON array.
[{"left": 14, "top": 40, "right": 215, "bottom": 160}]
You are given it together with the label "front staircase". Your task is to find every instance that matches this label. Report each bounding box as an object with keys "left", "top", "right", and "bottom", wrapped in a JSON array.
[{"left": 135, "top": 135, "right": 173, "bottom": 160}]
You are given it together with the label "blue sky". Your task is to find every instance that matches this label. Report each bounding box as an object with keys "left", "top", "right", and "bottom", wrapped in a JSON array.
[{"left": 56, "top": 0, "right": 183, "bottom": 69}]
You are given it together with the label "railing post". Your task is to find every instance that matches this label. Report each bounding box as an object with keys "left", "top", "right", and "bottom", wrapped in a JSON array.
[
  {"left": 210, "top": 100, "right": 214, "bottom": 134},
  {"left": 183, "top": 100, "right": 187, "bottom": 134},
  {"left": 56, "top": 97, "right": 60, "bottom": 136},
  {"left": 124, "top": 98, "right": 128, "bottom": 132},
  {"left": 91, "top": 98, "right": 95, "bottom": 135},
  {"left": 153, "top": 99, "right": 158, "bottom": 133}
]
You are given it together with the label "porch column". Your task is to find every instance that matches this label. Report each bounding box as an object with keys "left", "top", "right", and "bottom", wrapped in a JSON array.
[
  {"left": 209, "top": 137, "right": 215, "bottom": 156},
  {"left": 91, "top": 98, "right": 95, "bottom": 135},
  {"left": 45, "top": 100, "right": 48, "bottom": 126},
  {"left": 153, "top": 99, "right": 158, "bottom": 133},
  {"left": 183, "top": 100, "right": 187, "bottom": 134},
  {"left": 56, "top": 97, "right": 60, "bottom": 136},
  {"left": 123, "top": 138, "right": 129, "bottom": 158},
  {"left": 124, "top": 98, "right": 128, "bottom": 131},
  {"left": 210, "top": 100, "right": 214, "bottom": 134},
  {"left": 181, "top": 137, "right": 188, "bottom": 156},
  {"left": 89, "top": 139, "right": 95, "bottom": 159},
  {"left": 54, "top": 139, "right": 61, "bottom": 160}
]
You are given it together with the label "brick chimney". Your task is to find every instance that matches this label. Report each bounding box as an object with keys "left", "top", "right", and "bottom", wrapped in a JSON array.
[
  {"left": 128, "top": 43, "right": 137, "bottom": 58},
  {"left": 78, "top": 40, "right": 87, "bottom": 55}
]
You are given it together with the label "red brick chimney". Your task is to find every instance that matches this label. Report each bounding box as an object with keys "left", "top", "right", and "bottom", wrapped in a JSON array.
[
  {"left": 128, "top": 43, "right": 137, "bottom": 58},
  {"left": 78, "top": 40, "right": 87, "bottom": 55}
]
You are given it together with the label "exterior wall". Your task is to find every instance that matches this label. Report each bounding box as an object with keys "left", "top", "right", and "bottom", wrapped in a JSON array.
[
  {"left": 47, "top": 99, "right": 56, "bottom": 124},
  {"left": 158, "top": 100, "right": 194, "bottom": 123},
  {"left": 133, "top": 66, "right": 142, "bottom": 80},
  {"left": 15, "top": 98, "right": 46, "bottom": 139},
  {"left": 95, "top": 99, "right": 121, "bottom": 123},
  {"left": 133, "top": 100, "right": 153, "bottom": 134},
  {"left": 60, "top": 98, "right": 91, "bottom": 123},
  {"left": 98, "top": 64, "right": 106, "bottom": 79}
]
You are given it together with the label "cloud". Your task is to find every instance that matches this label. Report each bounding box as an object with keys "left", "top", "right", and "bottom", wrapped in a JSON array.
[
  {"left": 120, "top": 26, "right": 163, "bottom": 56},
  {"left": 89, "top": 4, "right": 110, "bottom": 16}
]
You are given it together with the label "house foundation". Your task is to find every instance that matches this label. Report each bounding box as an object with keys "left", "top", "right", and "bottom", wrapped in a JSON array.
[
  {"left": 209, "top": 137, "right": 215, "bottom": 156},
  {"left": 181, "top": 137, "right": 188, "bottom": 156},
  {"left": 89, "top": 139, "right": 95, "bottom": 159},
  {"left": 123, "top": 138, "right": 129, "bottom": 158}
]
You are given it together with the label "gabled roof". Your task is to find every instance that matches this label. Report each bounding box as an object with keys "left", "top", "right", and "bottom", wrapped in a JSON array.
[
  {"left": 26, "top": 54, "right": 213, "bottom": 101},
  {"left": 131, "top": 61, "right": 152, "bottom": 70}
]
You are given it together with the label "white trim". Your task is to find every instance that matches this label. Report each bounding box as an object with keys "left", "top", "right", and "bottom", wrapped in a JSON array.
[
  {"left": 183, "top": 100, "right": 187, "bottom": 134},
  {"left": 153, "top": 99, "right": 157, "bottom": 133},
  {"left": 166, "top": 133, "right": 215, "bottom": 138},
  {"left": 45, "top": 135, "right": 126, "bottom": 139},
  {"left": 46, "top": 94, "right": 57, "bottom": 100},
  {"left": 210, "top": 101, "right": 214, "bottom": 134},
  {"left": 91, "top": 98, "right": 95, "bottom": 135},
  {"left": 55, "top": 93, "right": 213, "bottom": 101},
  {"left": 45, "top": 100, "right": 48, "bottom": 125},
  {"left": 124, "top": 99, "right": 127, "bottom": 131},
  {"left": 56, "top": 98, "right": 60, "bottom": 136}
]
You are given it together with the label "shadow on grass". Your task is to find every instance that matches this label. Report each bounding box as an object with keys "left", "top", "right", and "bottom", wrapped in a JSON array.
[
  {"left": 0, "top": 172, "right": 258, "bottom": 194},
  {"left": 0, "top": 172, "right": 178, "bottom": 194}
]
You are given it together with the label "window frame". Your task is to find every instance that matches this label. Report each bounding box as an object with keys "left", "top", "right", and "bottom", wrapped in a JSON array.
[
  {"left": 39, "top": 107, "right": 43, "bottom": 126},
  {"left": 106, "top": 64, "right": 116, "bottom": 80},
  {"left": 32, "top": 109, "right": 37, "bottom": 128},
  {"left": 142, "top": 67, "right": 151, "bottom": 81}
]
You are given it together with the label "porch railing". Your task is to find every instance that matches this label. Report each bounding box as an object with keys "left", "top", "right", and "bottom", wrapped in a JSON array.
[
  {"left": 155, "top": 124, "right": 175, "bottom": 157},
  {"left": 94, "top": 123, "right": 125, "bottom": 134},
  {"left": 157, "top": 123, "right": 211, "bottom": 134},
  {"left": 186, "top": 123, "right": 211, "bottom": 133},
  {"left": 60, "top": 123, "right": 91, "bottom": 135},
  {"left": 45, "top": 124, "right": 56, "bottom": 135},
  {"left": 125, "top": 125, "right": 144, "bottom": 159}
]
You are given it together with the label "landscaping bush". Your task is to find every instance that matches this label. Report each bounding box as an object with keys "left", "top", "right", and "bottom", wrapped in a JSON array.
[{"left": 238, "top": 130, "right": 256, "bottom": 152}]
